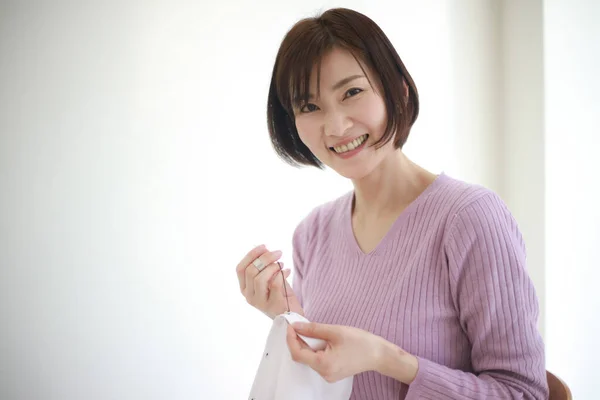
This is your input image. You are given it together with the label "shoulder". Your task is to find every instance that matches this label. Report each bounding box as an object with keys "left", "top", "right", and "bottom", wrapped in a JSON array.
[
  {"left": 437, "top": 175, "right": 524, "bottom": 257},
  {"left": 432, "top": 174, "right": 498, "bottom": 217},
  {"left": 431, "top": 173, "right": 514, "bottom": 232}
]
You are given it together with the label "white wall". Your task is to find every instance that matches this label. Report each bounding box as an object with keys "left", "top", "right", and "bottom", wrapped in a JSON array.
[
  {"left": 446, "top": 0, "right": 503, "bottom": 192},
  {"left": 500, "top": 0, "right": 546, "bottom": 339},
  {"left": 544, "top": 0, "right": 600, "bottom": 398},
  {"left": 1, "top": 0, "right": 593, "bottom": 399}
]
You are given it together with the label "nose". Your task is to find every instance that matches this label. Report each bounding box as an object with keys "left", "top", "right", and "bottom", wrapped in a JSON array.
[{"left": 323, "top": 109, "right": 352, "bottom": 137}]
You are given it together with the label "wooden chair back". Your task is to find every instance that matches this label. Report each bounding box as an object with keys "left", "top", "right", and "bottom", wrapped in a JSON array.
[{"left": 547, "top": 370, "right": 572, "bottom": 400}]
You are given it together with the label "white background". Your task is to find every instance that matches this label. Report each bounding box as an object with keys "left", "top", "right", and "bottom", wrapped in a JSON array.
[{"left": 0, "top": 0, "right": 598, "bottom": 398}]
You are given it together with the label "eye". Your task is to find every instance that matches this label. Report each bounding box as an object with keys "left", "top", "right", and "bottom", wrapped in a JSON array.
[
  {"left": 300, "top": 103, "right": 320, "bottom": 113},
  {"left": 345, "top": 88, "right": 363, "bottom": 98}
]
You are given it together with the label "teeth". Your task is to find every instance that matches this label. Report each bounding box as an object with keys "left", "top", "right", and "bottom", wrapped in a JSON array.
[{"left": 333, "top": 134, "right": 367, "bottom": 154}]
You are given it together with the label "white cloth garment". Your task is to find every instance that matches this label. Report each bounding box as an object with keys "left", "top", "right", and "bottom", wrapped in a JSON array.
[{"left": 248, "top": 312, "right": 353, "bottom": 400}]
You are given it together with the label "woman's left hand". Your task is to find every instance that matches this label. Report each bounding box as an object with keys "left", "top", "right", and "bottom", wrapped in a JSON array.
[{"left": 286, "top": 321, "right": 384, "bottom": 383}]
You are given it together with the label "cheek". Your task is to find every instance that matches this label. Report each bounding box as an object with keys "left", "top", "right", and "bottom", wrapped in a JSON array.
[
  {"left": 354, "top": 97, "right": 387, "bottom": 133},
  {"left": 369, "top": 102, "right": 388, "bottom": 130},
  {"left": 295, "top": 117, "right": 321, "bottom": 147}
]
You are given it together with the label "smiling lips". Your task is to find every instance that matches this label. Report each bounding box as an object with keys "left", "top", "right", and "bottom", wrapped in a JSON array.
[{"left": 330, "top": 134, "right": 369, "bottom": 154}]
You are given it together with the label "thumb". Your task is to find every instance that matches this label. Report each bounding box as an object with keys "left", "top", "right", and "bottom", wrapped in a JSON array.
[
  {"left": 291, "top": 321, "right": 335, "bottom": 340},
  {"left": 269, "top": 269, "right": 292, "bottom": 295},
  {"left": 269, "top": 269, "right": 304, "bottom": 315}
]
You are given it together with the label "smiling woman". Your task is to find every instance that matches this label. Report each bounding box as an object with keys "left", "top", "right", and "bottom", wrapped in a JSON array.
[
  {"left": 236, "top": 7, "right": 549, "bottom": 400},
  {"left": 267, "top": 11, "right": 418, "bottom": 174}
]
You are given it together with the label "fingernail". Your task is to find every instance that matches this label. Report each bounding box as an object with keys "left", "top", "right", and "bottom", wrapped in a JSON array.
[
  {"left": 292, "top": 322, "right": 306, "bottom": 329},
  {"left": 273, "top": 250, "right": 282, "bottom": 257}
]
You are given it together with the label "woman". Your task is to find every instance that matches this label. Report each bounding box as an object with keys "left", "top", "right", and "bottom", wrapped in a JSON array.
[{"left": 235, "top": 7, "right": 548, "bottom": 400}]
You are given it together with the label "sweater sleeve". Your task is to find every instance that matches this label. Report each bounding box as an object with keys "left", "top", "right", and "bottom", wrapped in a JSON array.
[{"left": 405, "top": 193, "right": 549, "bottom": 400}]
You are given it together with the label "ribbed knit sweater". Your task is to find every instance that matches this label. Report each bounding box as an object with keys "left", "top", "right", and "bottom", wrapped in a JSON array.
[{"left": 291, "top": 173, "right": 548, "bottom": 399}]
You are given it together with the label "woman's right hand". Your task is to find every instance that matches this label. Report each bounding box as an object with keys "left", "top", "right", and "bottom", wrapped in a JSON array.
[{"left": 236, "top": 244, "right": 304, "bottom": 319}]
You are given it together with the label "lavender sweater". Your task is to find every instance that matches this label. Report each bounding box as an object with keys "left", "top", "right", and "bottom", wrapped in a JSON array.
[{"left": 291, "top": 173, "right": 548, "bottom": 399}]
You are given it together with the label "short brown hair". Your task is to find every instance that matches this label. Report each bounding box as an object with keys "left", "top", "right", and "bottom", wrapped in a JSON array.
[{"left": 267, "top": 7, "right": 419, "bottom": 168}]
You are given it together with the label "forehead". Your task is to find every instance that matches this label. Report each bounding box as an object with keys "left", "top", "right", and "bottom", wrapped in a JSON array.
[{"left": 308, "top": 47, "right": 366, "bottom": 86}]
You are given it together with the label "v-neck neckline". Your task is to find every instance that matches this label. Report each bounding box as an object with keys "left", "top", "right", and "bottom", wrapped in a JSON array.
[{"left": 342, "top": 172, "right": 447, "bottom": 257}]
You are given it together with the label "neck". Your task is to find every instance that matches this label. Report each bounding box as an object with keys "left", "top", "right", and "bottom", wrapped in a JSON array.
[{"left": 351, "top": 150, "right": 436, "bottom": 219}]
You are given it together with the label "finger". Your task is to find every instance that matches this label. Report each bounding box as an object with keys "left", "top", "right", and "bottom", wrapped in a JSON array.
[
  {"left": 269, "top": 267, "right": 290, "bottom": 287},
  {"left": 269, "top": 268, "right": 293, "bottom": 297},
  {"left": 286, "top": 324, "right": 317, "bottom": 365},
  {"left": 236, "top": 244, "right": 267, "bottom": 291},
  {"left": 243, "top": 249, "right": 282, "bottom": 296},
  {"left": 267, "top": 262, "right": 284, "bottom": 285},
  {"left": 254, "top": 262, "right": 284, "bottom": 303},
  {"left": 255, "top": 250, "right": 283, "bottom": 272},
  {"left": 244, "top": 260, "right": 259, "bottom": 298},
  {"left": 291, "top": 321, "right": 336, "bottom": 340},
  {"left": 266, "top": 262, "right": 288, "bottom": 287}
]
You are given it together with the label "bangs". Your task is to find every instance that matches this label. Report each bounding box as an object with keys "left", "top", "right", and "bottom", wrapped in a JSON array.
[{"left": 274, "top": 21, "right": 335, "bottom": 114}]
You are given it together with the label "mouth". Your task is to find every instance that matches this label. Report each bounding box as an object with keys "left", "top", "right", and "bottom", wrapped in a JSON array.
[{"left": 329, "top": 134, "right": 369, "bottom": 154}]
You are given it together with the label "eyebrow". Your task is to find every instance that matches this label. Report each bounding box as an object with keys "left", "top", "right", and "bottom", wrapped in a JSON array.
[
  {"left": 304, "top": 74, "right": 366, "bottom": 101},
  {"left": 332, "top": 74, "right": 365, "bottom": 91}
]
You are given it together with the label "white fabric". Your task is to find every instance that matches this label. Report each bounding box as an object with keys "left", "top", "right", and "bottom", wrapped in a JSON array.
[{"left": 248, "top": 312, "right": 353, "bottom": 400}]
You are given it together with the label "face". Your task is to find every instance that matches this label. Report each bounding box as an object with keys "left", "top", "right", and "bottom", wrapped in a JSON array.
[{"left": 292, "top": 47, "right": 395, "bottom": 180}]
